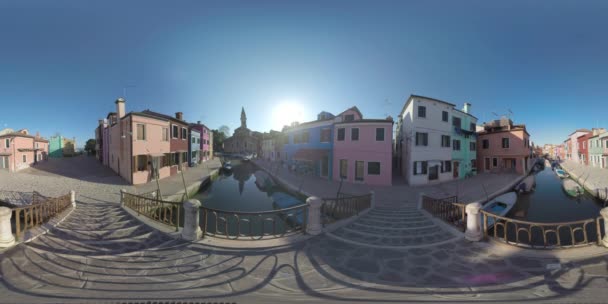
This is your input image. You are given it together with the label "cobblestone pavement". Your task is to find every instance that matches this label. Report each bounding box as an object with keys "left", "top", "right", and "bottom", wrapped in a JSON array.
[{"left": 1, "top": 158, "right": 608, "bottom": 303}]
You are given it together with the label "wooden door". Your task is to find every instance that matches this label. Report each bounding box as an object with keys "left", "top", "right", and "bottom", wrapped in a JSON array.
[{"left": 453, "top": 161, "right": 459, "bottom": 178}]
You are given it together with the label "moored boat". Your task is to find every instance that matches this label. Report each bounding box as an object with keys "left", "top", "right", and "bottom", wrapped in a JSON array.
[
  {"left": 222, "top": 161, "right": 232, "bottom": 171},
  {"left": 481, "top": 192, "right": 517, "bottom": 229},
  {"left": 515, "top": 175, "right": 535, "bottom": 193},
  {"left": 562, "top": 179, "right": 582, "bottom": 197},
  {"left": 555, "top": 168, "right": 569, "bottom": 178}
]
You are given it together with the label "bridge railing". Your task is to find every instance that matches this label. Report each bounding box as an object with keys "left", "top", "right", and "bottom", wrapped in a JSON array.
[
  {"left": 421, "top": 195, "right": 466, "bottom": 231},
  {"left": 199, "top": 204, "right": 308, "bottom": 240},
  {"left": 480, "top": 210, "right": 605, "bottom": 249},
  {"left": 122, "top": 192, "right": 182, "bottom": 231},
  {"left": 321, "top": 193, "right": 372, "bottom": 226},
  {"left": 12, "top": 192, "right": 72, "bottom": 241}
]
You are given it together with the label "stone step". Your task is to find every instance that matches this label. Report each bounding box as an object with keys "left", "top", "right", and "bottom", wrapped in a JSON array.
[
  {"left": 357, "top": 215, "right": 431, "bottom": 225},
  {"left": 363, "top": 212, "right": 427, "bottom": 220},
  {"left": 343, "top": 223, "right": 444, "bottom": 236},
  {"left": 52, "top": 223, "right": 153, "bottom": 241},
  {"left": 368, "top": 209, "right": 421, "bottom": 215},
  {"left": 327, "top": 228, "right": 458, "bottom": 248},
  {"left": 348, "top": 221, "right": 436, "bottom": 231},
  {"left": 353, "top": 218, "right": 435, "bottom": 229}
]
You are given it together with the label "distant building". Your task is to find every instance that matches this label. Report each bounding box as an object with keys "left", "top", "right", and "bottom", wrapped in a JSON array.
[
  {"left": 588, "top": 128, "right": 607, "bottom": 168},
  {"left": 0, "top": 129, "right": 49, "bottom": 172},
  {"left": 260, "top": 130, "right": 282, "bottom": 161},
  {"left": 49, "top": 135, "right": 76, "bottom": 158},
  {"left": 476, "top": 117, "right": 531, "bottom": 175},
  {"left": 188, "top": 128, "right": 201, "bottom": 166},
  {"left": 566, "top": 129, "right": 591, "bottom": 163},
  {"left": 190, "top": 121, "right": 213, "bottom": 162},
  {"left": 576, "top": 131, "right": 593, "bottom": 165},
  {"left": 224, "top": 107, "right": 259, "bottom": 155}
]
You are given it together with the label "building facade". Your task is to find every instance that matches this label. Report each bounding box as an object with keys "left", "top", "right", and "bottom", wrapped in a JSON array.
[
  {"left": 576, "top": 131, "right": 593, "bottom": 165},
  {"left": 49, "top": 135, "right": 76, "bottom": 158},
  {"left": 224, "top": 107, "right": 259, "bottom": 155},
  {"left": 189, "top": 121, "right": 213, "bottom": 162},
  {"left": 142, "top": 110, "right": 189, "bottom": 176},
  {"left": 0, "top": 129, "right": 48, "bottom": 172},
  {"left": 476, "top": 118, "right": 531, "bottom": 175},
  {"left": 566, "top": 129, "right": 591, "bottom": 163},
  {"left": 188, "top": 128, "right": 201, "bottom": 166},
  {"left": 450, "top": 103, "right": 478, "bottom": 179}
]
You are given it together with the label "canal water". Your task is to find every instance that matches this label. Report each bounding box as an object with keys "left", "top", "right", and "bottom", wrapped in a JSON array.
[
  {"left": 191, "top": 160, "right": 307, "bottom": 237},
  {"left": 507, "top": 166, "right": 604, "bottom": 223}
]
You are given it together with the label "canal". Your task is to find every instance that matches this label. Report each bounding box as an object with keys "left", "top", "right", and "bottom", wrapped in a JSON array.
[
  {"left": 508, "top": 165, "right": 604, "bottom": 222},
  {"left": 191, "top": 159, "right": 307, "bottom": 237}
]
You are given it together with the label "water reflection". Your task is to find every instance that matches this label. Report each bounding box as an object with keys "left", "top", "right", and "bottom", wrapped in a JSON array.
[{"left": 508, "top": 166, "right": 603, "bottom": 222}]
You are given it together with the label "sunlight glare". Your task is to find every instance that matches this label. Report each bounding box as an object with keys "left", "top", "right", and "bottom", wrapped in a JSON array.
[{"left": 272, "top": 100, "right": 305, "bottom": 130}]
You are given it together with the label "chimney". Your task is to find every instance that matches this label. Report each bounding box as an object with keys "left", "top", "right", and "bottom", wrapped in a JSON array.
[
  {"left": 35, "top": 131, "right": 40, "bottom": 139},
  {"left": 98, "top": 119, "right": 104, "bottom": 126},
  {"left": 197, "top": 120, "right": 201, "bottom": 125},
  {"left": 115, "top": 97, "right": 126, "bottom": 118},
  {"left": 176, "top": 112, "right": 183, "bottom": 120},
  {"left": 463, "top": 102, "right": 471, "bottom": 114}
]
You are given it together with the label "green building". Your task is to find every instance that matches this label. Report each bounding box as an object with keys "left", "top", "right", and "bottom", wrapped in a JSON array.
[
  {"left": 588, "top": 129, "right": 607, "bottom": 168},
  {"left": 49, "top": 135, "right": 76, "bottom": 158},
  {"left": 450, "top": 103, "right": 478, "bottom": 178}
]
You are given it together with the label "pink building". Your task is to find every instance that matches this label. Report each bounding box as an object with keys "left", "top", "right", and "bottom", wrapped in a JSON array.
[
  {"left": 190, "top": 121, "right": 213, "bottom": 162},
  {"left": 0, "top": 129, "right": 49, "bottom": 172},
  {"left": 476, "top": 118, "right": 531, "bottom": 175},
  {"left": 332, "top": 108, "right": 394, "bottom": 186}
]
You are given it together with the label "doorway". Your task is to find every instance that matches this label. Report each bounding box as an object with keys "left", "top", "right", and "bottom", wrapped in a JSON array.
[
  {"left": 321, "top": 156, "right": 329, "bottom": 178},
  {"left": 453, "top": 161, "right": 459, "bottom": 178},
  {"left": 484, "top": 158, "right": 490, "bottom": 171},
  {"left": 429, "top": 165, "right": 438, "bottom": 180},
  {"left": 0, "top": 156, "right": 8, "bottom": 171}
]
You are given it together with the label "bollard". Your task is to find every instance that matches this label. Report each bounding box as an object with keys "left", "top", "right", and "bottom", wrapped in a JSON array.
[
  {"left": 120, "top": 189, "right": 127, "bottom": 207},
  {"left": 182, "top": 199, "right": 202, "bottom": 241},
  {"left": 70, "top": 190, "right": 76, "bottom": 208},
  {"left": 417, "top": 192, "right": 426, "bottom": 210},
  {"left": 601, "top": 207, "right": 608, "bottom": 248},
  {"left": 370, "top": 191, "right": 376, "bottom": 209},
  {"left": 0, "top": 207, "right": 15, "bottom": 248},
  {"left": 464, "top": 202, "right": 483, "bottom": 241},
  {"left": 306, "top": 196, "right": 323, "bottom": 235}
]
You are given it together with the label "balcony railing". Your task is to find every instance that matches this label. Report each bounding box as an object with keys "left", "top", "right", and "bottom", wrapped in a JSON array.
[
  {"left": 421, "top": 195, "right": 466, "bottom": 231},
  {"left": 12, "top": 192, "right": 72, "bottom": 241}
]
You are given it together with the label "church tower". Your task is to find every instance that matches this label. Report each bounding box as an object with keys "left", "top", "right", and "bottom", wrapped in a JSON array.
[{"left": 240, "top": 107, "right": 247, "bottom": 129}]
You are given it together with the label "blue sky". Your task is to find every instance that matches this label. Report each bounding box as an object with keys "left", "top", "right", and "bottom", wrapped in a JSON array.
[{"left": 1, "top": 0, "right": 607, "bottom": 148}]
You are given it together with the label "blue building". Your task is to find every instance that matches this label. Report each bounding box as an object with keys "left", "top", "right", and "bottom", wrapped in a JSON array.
[{"left": 188, "top": 128, "right": 201, "bottom": 166}]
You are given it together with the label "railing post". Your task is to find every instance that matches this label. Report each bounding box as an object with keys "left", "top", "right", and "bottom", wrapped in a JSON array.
[
  {"left": 465, "top": 202, "right": 483, "bottom": 241},
  {"left": 601, "top": 207, "right": 608, "bottom": 248},
  {"left": 0, "top": 207, "right": 15, "bottom": 248},
  {"left": 417, "top": 192, "right": 425, "bottom": 210},
  {"left": 370, "top": 191, "right": 376, "bottom": 209},
  {"left": 181, "top": 199, "right": 202, "bottom": 241},
  {"left": 120, "top": 189, "right": 127, "bottom": 207},
  {"left": 306, "top": 196, "right": 323, "bottom": 235},
  {"left": 70, "top": 190, "right": 76, "bottom": 208}
]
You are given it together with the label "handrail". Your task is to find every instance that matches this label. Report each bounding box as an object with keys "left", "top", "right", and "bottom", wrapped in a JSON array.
[
  {"left": 321, "top": 193, "right": 372, "bottom": 225},
  {"left": 421, "top": 195, "right": 465, "bottom": 231},
  {"left": 200, "top": 203, "right": 308, "bottom": 240},
  {"left": 12, "top": 192, "right": 72, "bottom": 241},
  {"left": 122, "top": 192, "right": 182, "bottom": 231},
  {"left": 481, "top": 210, "right": 604, "bottom": 249}
]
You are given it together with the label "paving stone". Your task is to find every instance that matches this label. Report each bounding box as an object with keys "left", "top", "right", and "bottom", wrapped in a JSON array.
[{"left": 345, "top": 258, "right": 380, "bottom": 274}]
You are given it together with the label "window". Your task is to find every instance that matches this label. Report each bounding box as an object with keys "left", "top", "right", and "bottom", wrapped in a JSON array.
[
  {"left": 4, "top": 139, "right": 8, "bottom": 148},
  {"left": 340, "top": 159, "right": 348, "bottom": 179},
  {"left": 163, "top": 153, "right": 171, "bottom": 167},
  {"left": 442, "top": 111, "right": 448, "bottom": 122},
  {"left": 173, "top": 153, "right": 180, "bottom": 166},
  {"left": 482, "top": 139, "right": 489, "bottom": 149},
  {"left": 320, "top": 128, "right": 331, "bottom": 143},
  {"left": 182, "top": 152, "right": 187, "bottom": 163},
  {"left": 415, "top": 132, "right": 428, "bottom": 146},
  {"left": 376, "top": 128, "right": 385, "bottom": 141},
  {"left": 172, "top": 125, "right": 178, "bottom": 138},
  {"left": 418, "top": 106, "right": 426, "bottom": 118},
  {"left": 355, "top": 161, "right": 364, "bottom": 180},
  {"left": 502, "top": 138, "right": 510, "bottom": 148},
  {"left": 493, "top": 158, "right": 498, "bottom": 167},
  {"left": 368, "top": 162, "right": 380, "bottom": 175},
  {"left": 302, "top": 131, "right": 310, "bottom": 143},
  {"left": 413, "top": 161, "right": 428, "bottom": 175},
  {"left": 35, "top": 142, "right": 39, "bottom": 149},
  {"left": 22, "top": 155, "right": 27, "bottom": 163},
  {"left": 136, "top": 124, "right": 146, "bottom": 140},
  {"left": 135, "top": 155, "right": 148, "bottom": 171},
  {"left": 351, "top": 128, "right": 359, "bottom": 141},
  {"left": 452, "top": 139, "right": 461, "bottom": 151},
  {"left": 162, "top": 128, "right": 169, "bottom": 141},
  {"left": 470, "top": 123, "right": 476, "bottom": 131},
  {"left": 182, "top": 128, "right": 187, "bottom": 139},
  {"left": 583, "top": 142, "right": 586, "bottom": 149},
  {"left": 470, "top": 142, "right": 476, "bottom": 151},
  {"left": 441, "top": 160, "right": 452, "bottom": 173},
  {"left": 337, "top": 128, "right": 345, "bottom": 141},
  {"left": 452, "top": 117, "right": 462, "bottom": 129},
  {"left": 192, "top": 137, "right": 196, "bottom": 144},
  {"left": 441, "top": 135, "right": 451, "bottom": 148},
  {"left": 344, "top": 114, "right": 355, "bottom": 122}
]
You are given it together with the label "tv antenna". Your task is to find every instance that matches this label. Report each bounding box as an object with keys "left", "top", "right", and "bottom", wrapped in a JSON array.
[{"left": 492, "top": 109, "right": 514, "bottom": 119}]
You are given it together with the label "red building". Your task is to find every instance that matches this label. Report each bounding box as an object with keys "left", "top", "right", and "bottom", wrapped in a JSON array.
[
  {"left": 577, "top": 131, "right": 593, "bottom": 165},
  {"left": 142, "top": 110, "right": 190, "bottom": 175}
]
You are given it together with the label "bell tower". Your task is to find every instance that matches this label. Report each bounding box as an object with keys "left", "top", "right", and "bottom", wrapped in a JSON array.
[{"left": 240, "top": 107, "right": 247, "bottom": 129}]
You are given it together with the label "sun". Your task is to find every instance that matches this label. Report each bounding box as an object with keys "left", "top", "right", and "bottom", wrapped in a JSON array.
[{"left": 272, "top": 100, "right": 305, "bottom": 130}]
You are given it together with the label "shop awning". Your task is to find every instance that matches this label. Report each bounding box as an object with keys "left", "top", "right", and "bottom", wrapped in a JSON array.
[
  {"left": 148, "top": 153, "right": 165, "bottom": 157},
  {"left": 293, "top": 149, "right": 329, "bottom": 161}
]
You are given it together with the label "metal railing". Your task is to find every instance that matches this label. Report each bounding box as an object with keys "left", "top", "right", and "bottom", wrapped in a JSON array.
[
  {"left": 321, "top": 193, "right": 372, "bottom": 225},
  {"left": 122, "top": 192, "right": 182, "bottom": 231},
  {"left": 421, "top": 195, "right": 466, "bottom": 231},
  {"left": 12, "top": 192, "right": 71, "bottom": 241},
  {"left": 200, "top": 204, "right": 308, "bottom": 240},
  {"left": 481, "top": 210, "right": 605, "bottom": 249}
]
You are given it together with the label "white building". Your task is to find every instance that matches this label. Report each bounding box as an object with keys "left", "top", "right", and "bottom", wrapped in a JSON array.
[
  {"left": 395, "top": 95, "right": 461, "bottom": 185},
  {"left": 567, "top": 129, "right": 591, "bottom": 163}
]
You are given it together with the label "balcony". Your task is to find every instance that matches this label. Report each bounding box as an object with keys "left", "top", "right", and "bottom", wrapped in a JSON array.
[{"left": 453, "top": 126, "right": 477, "bottom": 138}]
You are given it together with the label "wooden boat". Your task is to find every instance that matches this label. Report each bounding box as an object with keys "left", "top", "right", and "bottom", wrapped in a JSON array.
[
  {"left": 555, "top": 168, "right": 568, "bottom": 178},
  {"left": 254, "top": 171, "right": 275, "bottom": 190},
  {"left": 481, "top": 192, "right": 517, "bottom": 229},
  {"left": 222, "top": 161, "right": 232, "bottom": 171},
  {"left": 562, "top": 179, "right": 582, "bottom": 197},
  {"left": 544, "top": 159, "right": 551, "bottom": 167},
  {"left": 272, "top": 192, "right": 305, "bottom": 226},
  {"left": 515, "top": 175, "right": 535, "bottom": 193}
]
